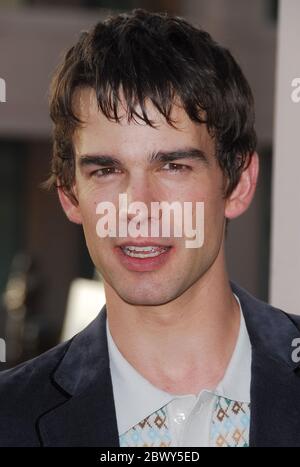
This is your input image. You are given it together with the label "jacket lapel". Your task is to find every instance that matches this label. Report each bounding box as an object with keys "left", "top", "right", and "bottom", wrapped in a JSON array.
[
  {"left": 232, "top": 283, "right": 300, "bottom": 447},
  {"left": 38, "top": 307, "right": 119, "bottom": 447}
]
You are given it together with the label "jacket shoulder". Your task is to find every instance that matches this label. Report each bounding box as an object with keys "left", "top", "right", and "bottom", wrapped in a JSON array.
[
  {"left": 286, "top": 311, "right": 300, "bottom": 329},
  {"left": 0, "top": 338, "right": 73, "bottom": 446}
]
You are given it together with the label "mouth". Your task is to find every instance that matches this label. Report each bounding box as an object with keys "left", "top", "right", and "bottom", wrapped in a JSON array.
[
  {"left": 114, "top": 242, "right": 173, "bottom": 272},
  {"left": 120, "top": 245, "right": 171, "bottom": 258}
]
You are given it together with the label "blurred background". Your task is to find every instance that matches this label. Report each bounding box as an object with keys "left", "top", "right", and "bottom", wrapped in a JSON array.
[{"left": 0, "top": 0, "right": 298, "bottom": 368}]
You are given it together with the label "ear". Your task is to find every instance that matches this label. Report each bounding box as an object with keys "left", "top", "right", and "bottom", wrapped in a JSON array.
[
  {"left": 225, "top": 152, "right": 259, "bottom": 219},
  {"left": 57, "top": 186, "right": 82, "bottom": 224}
]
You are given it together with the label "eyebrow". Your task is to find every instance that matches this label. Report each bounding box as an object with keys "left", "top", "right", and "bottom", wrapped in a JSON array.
[
  {"left": 78, "top": 147, "right": 209, "bottom": 168},
  {"left": 149, "top": 148, "right": 209, "bottom": 165},
  {"left": 78, "top": 155, "right": 122, "bottom": 168}
]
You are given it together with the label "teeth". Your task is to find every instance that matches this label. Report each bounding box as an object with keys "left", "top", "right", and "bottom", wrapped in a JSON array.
[
  {"left": 121, "top": 245, "right": 169, "bottom": 258},
  {"left": 126, "top": 246, "right": 156, "bottom": 252}
]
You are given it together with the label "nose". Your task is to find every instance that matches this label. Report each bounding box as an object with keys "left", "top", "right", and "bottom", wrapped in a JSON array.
[
  {"left": 120, "top": 172, "right": 161, "bottom": 226},
  {"left": 127, "top": 172, "right": 153, "bottom": 205}
]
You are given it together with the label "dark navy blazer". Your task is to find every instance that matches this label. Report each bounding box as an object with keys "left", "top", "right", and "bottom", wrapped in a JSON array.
[{"left": 1, "top": 282, "right": 300, "bottom": 447}]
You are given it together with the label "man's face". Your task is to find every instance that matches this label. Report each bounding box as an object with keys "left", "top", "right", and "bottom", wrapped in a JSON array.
[{"left": 71, "top": 88, "right": 227, "bottom": 305}]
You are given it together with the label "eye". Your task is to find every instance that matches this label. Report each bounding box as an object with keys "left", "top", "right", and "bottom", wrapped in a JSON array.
[
  {"left": 91, "top": 167, "right": 122, "bottom": 178},
  {"left": 161, "top": 162, "right": 190, "bottom": 173}
]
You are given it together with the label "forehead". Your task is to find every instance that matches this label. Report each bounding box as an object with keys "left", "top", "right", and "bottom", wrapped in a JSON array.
[{"left": 72, "top": 87, "right": 215, "bottom": 159}]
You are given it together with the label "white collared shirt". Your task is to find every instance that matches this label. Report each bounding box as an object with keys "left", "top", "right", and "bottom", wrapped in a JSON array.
[{"left": 106, "top": 294, "right": 251, "bottom": 447}]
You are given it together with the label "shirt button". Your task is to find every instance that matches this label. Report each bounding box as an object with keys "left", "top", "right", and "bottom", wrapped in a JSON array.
[{"left": 173, "top": 412, "right": 186, "bottom": 424}]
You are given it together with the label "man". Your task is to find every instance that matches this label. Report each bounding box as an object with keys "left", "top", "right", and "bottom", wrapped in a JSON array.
[{"left": 1, "top": 9, "right": 300, "bottom": 448}]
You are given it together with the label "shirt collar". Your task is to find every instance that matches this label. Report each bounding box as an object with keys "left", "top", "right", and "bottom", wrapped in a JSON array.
[{"left": 107, "top": 293, "right": 251, "bottom": 435}]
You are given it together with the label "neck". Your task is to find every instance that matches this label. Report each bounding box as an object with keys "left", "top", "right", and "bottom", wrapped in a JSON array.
[{"left": 104, "top": 246, "right": 240, "bottom": 395}]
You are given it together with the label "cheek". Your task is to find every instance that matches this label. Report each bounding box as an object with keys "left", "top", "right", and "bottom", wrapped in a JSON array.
[
  {"left": 77, "top": 179, "right": 123, "bottom": 217},
  {"left": 202, "top": 199, "right": 225, "bottom": 249},
  {"left": 76, "top": 195, "right": 101, "bottom": 248},
  {"left": 191, "top": 186, "right": 225, "bottom": 244}
]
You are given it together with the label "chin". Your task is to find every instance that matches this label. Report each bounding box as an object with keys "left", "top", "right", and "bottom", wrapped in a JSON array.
[{"left": 115, "top": 288, "right": 178, "bottom": 307}]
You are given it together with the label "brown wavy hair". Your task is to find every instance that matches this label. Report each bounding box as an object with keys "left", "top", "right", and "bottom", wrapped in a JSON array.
[{"left": 46, "top": 9, "right": 256, "bottom": 204}]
